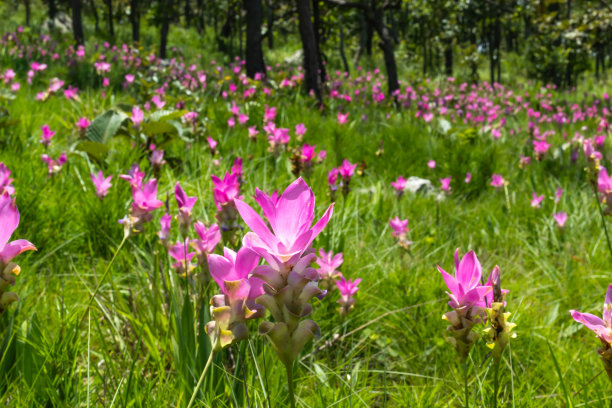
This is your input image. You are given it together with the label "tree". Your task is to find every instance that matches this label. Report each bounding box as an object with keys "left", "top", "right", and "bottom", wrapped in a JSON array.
[
  {"left": 105, "top": 0, "right": 114, "bottom": 38},
  {"left": 71, "top": 0, "right": 85, "bottom": 45},
  {"left": 297, "top": 0, "right": 323, "bottom": 104},
  {"left": 159, "top": 0, "right": 174, "bottom": 59},
  {"left": 244, "top": 0, "right": 266, "bottom": 78},
  {"left": 130, "top": 0, "right": 140, "bottom": 43}
]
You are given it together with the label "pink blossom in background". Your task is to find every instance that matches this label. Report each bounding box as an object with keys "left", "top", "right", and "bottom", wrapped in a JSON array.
[
  {"left": 0, "top": 163, "right": 14, "bottom": 196},
  {"left": 0, "top": 193, "right": 36, "bottom": 269},
  {"left": 316, "top": 249, "right": 343, "bottom": 280},
  {"left": 40, "top": 124, "right": 55, "bottom": 147},
  {"left": 391, "top": 176, "right": 407, "bottom": 195},
  {"left": 465, "top": 173, "right": 472, "bottom": 183},
  {"left": 437, "top": 249, "right": 492, "bottom": 310},
  {"left": 427, "top": 160, "right": 436, "bottom": 169},
  {"left": 90, "top": 171, "right": 112, "bottom": 199},
  {"left": 131, "top": 106, "right": 144, "bottom": 128},
  {"left": 389, "top": 216, "right": 409, "bottom": 237},
  {"left": 555, "top": 187, "right": 563, "bottom": 203},
  {"left": 76, "top": 117, "right": 90, "bottom": 131},
  {"left": 440, "top": 177, "right": 451, "bottom": 191},
  {"left": 570, "top": 285, "right": 612, "bottom": 344},
  {"left": 337, "top": 112, "right": 349, "bottom": 124},
  {"left": 264, "top": 105, "right": 277, "bottom": 122},
  {"left": 553, "top": 212, "right": 568, "bottom": 228},
  {"left": 531, "top": 192, "right": 544, "bottom": 208},
  {"left": 295, "top": 123, "right": 307, "bottom": 137},
  {"left": 491, "top": 174, "right": 505, "bottom": 188},
  {"left": 158, "top": 213, "right": 172, "bottom": 242},
  {"left": 338, "top": 159, "right": 356, "bottom": 181},
  {"left": 211, "top": 172, "right": 241, "bottom": 210}
]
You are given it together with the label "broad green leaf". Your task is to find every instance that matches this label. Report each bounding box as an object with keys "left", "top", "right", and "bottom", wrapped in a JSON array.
[{"left": 86, "top": 109, "right": 128, "bottom": 144}]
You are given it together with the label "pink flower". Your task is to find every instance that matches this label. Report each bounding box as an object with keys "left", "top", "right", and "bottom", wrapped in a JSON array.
[
  {"left": 295, "top": 123, "right": 307, "bottom": 136},
  {"left": 191, "top": 221, "right": 221, "bottom": 264},
  {"left": 570, "top": 284, "right": 612, "bottom": 345},
  {"left": 235, "top": 177, "right": 334, "bottom": 269},
  {"left": 533, "top": 140, "right": 551, "bottom": 156},
  {"left": 41, "top": 153, "right": 67, "bottom": 175},
  {"left": 555, "top": 187, "right": 563, "bottom": 203},
  {"left": 131, "top": 106, "right": 144, "bottom": 128},
  {"left": 248, "top": 126, "right": 259, "bottom": 140},
  {"left": 131, "top": 179, "right": 163, "bottom": 216},
  {"left": 438, "top": 249, "right": 492, "bottom": 310},
  {"left": 175, "top": 182, "right": 197, "bottom": 231},
  {"left": 232, "top": 157, "right": 244, "bottom": 179},
  {"left": 264, "top": 105, "right": 277, "bottom": 122},
  {"left": 76, "top": 117, "right": 90, "bottom": 130},
  {"left": 125, "top": 74, "right": 135, "bottom": 83},
  {"left": 63, "top": 86, "right": 78, "bottom": 100},
  {"left": 301, "top": 144, "right": 316, "bottom": 163},
  {"left": 336, "top": 275, "right": 361, "bottom": 315},
  {"left": 208, "top": 247, "right": 265, "bottom": 301},
  {"left": 598, "top": 168, "right": 612, "bottom": 195},
  {"left": 337, "top": 112, "right": 349, "bottom": 124},
  {"left": 427, "top": 160, "right": 436, "bottom": 169},
  {"left": 184, "top": 111, "right": 198, "bottom": 123},
  {"left": 151, "top": 95, "right": 165, "bottom": 109},
  {"left": 490, "top": 174, "right": 505, "bottom": 188},
  {"left": 553, "top": 212, "right": 568, "bottom": 228},
  {"left": 238, "top": 113, "right": 249, "bottom": 125},
  {"left": 315, "top": 249, "right": 343, "bottom": 280},
  {"left": 328, "top": 168, "right": 339, "bottom": 190},
  {"left": 391, "top": 176, "right": 407, "bottom": 195},
  {"left": 211, "top": 172, "right": 241, "bottom": 210},
  {"left": 149, "top": 149, "right": 165, "bottom": 168},
  {"left": 389, "top": 216, "right": 409, "bottom": 237},
  {"left": 338, "top": 159, "right": 356, "bottom": 181},
  {"left": 0, "top": 193, "right": 36, "bottom": 269},
  {"left": 120, "top": 164, "right": 145, "bottom": 189},
  {"left": 168, "top": 239, "right": 195, "bottom": 274},
  {"left": 90, "top": 171, "right": 112, "bottom": 199},
  {"left": 40, "top": 124, "right": 55, "bottom": 147},
  {"left": 531, "top": 192, "right": 544, "bottom": 208},
  {"left": 228, "top": 116, "right": 236, "bottom": 128},
  {"left": 465, "top": 173, "right": 472, "bottom": 183},
  {"left": 158, "top": 213, "right": 172, "bottom": 242},
  {"left": 440, "top": 177, "right": 451, "bottom": 191},
  {"left": 207, "top": 137, "right": 218, "bottom": 153},
  {"left": 0, "top": 163, "right": 15, "bottom": 196}
]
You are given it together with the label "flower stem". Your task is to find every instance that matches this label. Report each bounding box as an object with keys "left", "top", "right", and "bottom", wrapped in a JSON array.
[
  {"left": 592, "top": 183, "right": 612, "bottom": 259},
  {"left": 187, "top": 350, "right": 214, "bottom": 408},
  {"left": 285, "top": 361, "right": 296, "bottom": 408},
  {"left": 463, "top": 360, "right": 469, "bottom": 408},
  {"left": 492, "top": 359, "right": 500, "bottom": 408}
]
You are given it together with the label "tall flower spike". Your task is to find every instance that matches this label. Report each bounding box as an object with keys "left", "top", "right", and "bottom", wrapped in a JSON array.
[
  {"left": 0, "top": 193, "right": 36, "bottom": 313},
  {"left": 205, "top": 247, "right": 265, "bottom": 351},
  {"left": 570, "top": 284, "right": 612, "bottom": 383},
  {"left": 482, "top": 266, "right": 516, "bottom": 360},
  {"left": 438, "top": 249, "right": 492, "bottom": 360}
]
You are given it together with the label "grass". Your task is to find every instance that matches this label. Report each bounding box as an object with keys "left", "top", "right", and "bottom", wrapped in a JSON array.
[{"left": 1, "top": 3, "right": 612, "bottom": 408}]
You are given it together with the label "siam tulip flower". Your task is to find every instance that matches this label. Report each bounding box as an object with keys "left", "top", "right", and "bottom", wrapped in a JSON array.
[
  {"left": 533, "top": 140, "right": 551, "bottom": 158},
  {"left": 519, "top": 156, "right": 531, "bottom": 169},
  {"left": 207, "top": 137, "right": 218, "bottom": 155},
  {"left": 125, "top": 74, "right": 135, "bottom": 83},
  {"left": 0, "top": 163, "right": 15, "bottom": 196},
  {"left": 205, "top": 247, "right": 265, "bottom": 351},
  {"left": 238, "top": 113, "right": 249, "bottom": 125},
  {"left": 438, "top": 249, "right": 492, "bottom": 359},
  {"left": 131, "top": 105, "right": 144, "bottom": 129},
  {"left": 295, "top": 123, "right": 307, "bottom": 140},
  {"left": 264, "top": 105, "right": 277, "bottom": 122},
  {"left": 41, "top": 153, "right": 67, "bottom": 175},
  {"left": 338, "top": 159, "right": 357, "bottom": 196},
  {"left": 149, "top": 148, "right": 166, "bottom": 170},
  {"left": 555, "top": 187, "right": 563, "bottom": 203},
  {"left": 211, "top": 172, "right": 242, "bottom": 234},
  {"left": 151, "top": 95, "right": 165, "bottom": 109},
  {"left": 63, "top": 86, "right": 78, "bottom": 100},
  {"left": 191, "top": 221, "right": 221, "bottom": 268},
  {"left": 76, "top": 117, "right": 90, "bottom": 133},
  {"left": 40, "top": 124, "right": 55, "bottom": 147},
  {"left": 336, "top": 275, "right": 361, "bottom": 316},
  {"left": 119, "top": 179, "right": 164, "bottom": 236},
  {"left": 553, "top": 212, "right": 568, "bottom": 228},
  {"left": 300, "top": 144, "right": 316, "bottom": 164},
  {"left": 391, "top": 176, "right": 407, "bottom": 197},
  {"left": 0, "top": 193, "right": 36, "bottom": 313},
  {"left": 231, "top": 157, "right": 244, "bottom": 182},
  {"left": 530, "top": 192, "right": 544, "bottom": 208},
  {"left": 482, "top": 267, "right": 516, "bottom": 360},
  {"left": 570, "top": 284, "right": 612, "bottom": 383},
  {"left": 90, "top": 171, "right": 112, "bottom": 199},
  {"left": 440, "top": 177, "right": 451, "bottom": 192},
  {"left": 158, "top": 213, "right": 172, "bottom": 245},
  {"left": 174, "top": 182, "right": 198, "bottom": 236},
  {"left": 228, "top": 116, "right": 236, "bottom": 128},
  {"left": 184, "top": 111, "right": 198, "bottom": 123},
  {"left": 465, "top": 173, "right": 472, "bottom": 183},
  {"left": 10, "top": 83, "right": 20, "bottom": 93},
  {"left": 490, "top": 174, "right": 506, "bottom": 189},
  {"left": 315, "top": 249, "right": 343, "bottom": 287},
  {"left": 120, "top": 164, "right": 145, "bottom": 189},
  {"left": 427, "top": 160, "right": 436, "bottom": 169},
  {"left": 168, "top": 239, "right": 196, "bottom": 275},
  {"left": 235, "top": 177, "right": 334, "bottom": 271},
  {"left": 337, "top": 112, "right": 349, "bottom": 124},
  {"left": 248, "top": 126, "right": 259, "bottom": 141},
  {"left": 598, "top": 168, "right": 612, "bottom": 214},
  {"left": 389, "top": 216, "right": 409, "bottom": 238}
]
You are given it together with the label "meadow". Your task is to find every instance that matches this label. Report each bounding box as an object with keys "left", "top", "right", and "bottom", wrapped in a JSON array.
[{"left": 1, "top": 11, "right": 612, "bottom": 408}]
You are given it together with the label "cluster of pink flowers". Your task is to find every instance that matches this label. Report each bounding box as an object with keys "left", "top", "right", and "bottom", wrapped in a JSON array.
[{"left": 328, "top": 159, "right": 357, "bottom": 199}]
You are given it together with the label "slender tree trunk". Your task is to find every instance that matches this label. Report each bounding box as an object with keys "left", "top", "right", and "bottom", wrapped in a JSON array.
[
  {"left": 296, "top": 0, "right": 323, "bottom": 104},
  {"left": 160, "top": 0, "right": 173, "bottom": 59},
  {"left": 265, "top": 0, "right": 274, "bottom": 49},
  {"left": 185, "top": 0, "right": 192, "bottom": 26},
  {"left": 339, "top": 14, "right": 349, "bottom": 76},
  {"left": 130, "top": 0, "right": 140, "bottom": 43},
  {"left": 444, "top": 39, "right": 453, "bottom": 77},
  {"left": 105, "top": 0, "right": 114, "bottom": 38},
  {"left": 71, "top": 0, "right": 85, "bottom": 45},
  {"left": 372, "top": 9, "right": 399, "bottom": 96},
  {"left": 244, "top": 0, "right": 266, "bottom": 78},
  {"left": 354, "top": 12, "right": 367, "bottom": 66},
  {"left": 196, "top": 0, "right": 205, "bottom": 33},
  {"left": 89, "top": 0, "right": 99, "bottom": 32},
  {"left": 312, "top": 0, "right": 327, "bottom": 86},
  {"left": 48, "top": 0, "right": 57, "bottom": 20},
  {"left": 25, "top": 0, "right": 31, "bottom": 26}
]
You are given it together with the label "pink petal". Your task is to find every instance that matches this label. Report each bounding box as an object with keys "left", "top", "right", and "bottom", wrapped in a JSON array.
[
  {"left": 0, "top": 239, "right": 36, "bottom": 263},
  {"left": 0, "top": 194, "right": 19, "bottom": 249},
  {"left": 571, "top": 310, "right": 606, "bottom": 333},
  {"left": 234, "top": 198, "right": 278, "bottom": 248},
  {"left": 457, "top": 250, "right": 482, "bottom": 290}
]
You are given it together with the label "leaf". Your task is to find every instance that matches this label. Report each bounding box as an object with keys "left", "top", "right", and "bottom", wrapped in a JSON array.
[
  {"left": 86, "top": 110, "right": 128, "bottom": 144},
  {"left": 75, "top": 140, "right": 110, "bottom": 162},
  {"left": 149, "top": 109, "right": 187, "bottom": 122},
  {"left": 142, "top": 120, "right": 178, "bottom": 137}
]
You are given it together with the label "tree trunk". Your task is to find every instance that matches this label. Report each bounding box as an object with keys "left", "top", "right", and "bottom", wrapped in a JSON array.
[
  {"left": 105, "top": 0, "right": 114, "bottom": 38},
  {"left": 89, "top": 0, "right": 99, "bottom": 32},
  {"left": 184, "top": 0, "right": 192, "bottom": 26},
  {"left": 244, "top": 0, "right": 266, "bottom": 78},
  {"left": 25, "top": 0, "right": 31, "bottom": 26},
  {"left": 160, "top": 0, "right": 172, "bottom": 59},
  {"left": 372, "top": 9, "right": 399, "bottom": 96},
  {"left": 265, "top": 0, "right": 274, "bottom": 49},
  {"left": 71, "top": 0, "right": 85, "bottom": 45},
  {"left": 48, "top": 0, "right": 57, "bottom": 20},
  {"left": 444, "top": 39, "right": 452, "bottom": 77},
  {"left": 312, "top": 0, "right": 327, "bottom": 87},
  {"left": 196, "top": 0, "right": 205, "bottom": 33},
  {"left": 339, "top": 14, "right": 349, "bottom": 76},
  {"left": 296, "top": 0, "right": 323, "bottom": 104},
  {"left": 130, "top": 0, "right": 140, "bottom": 43}
]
